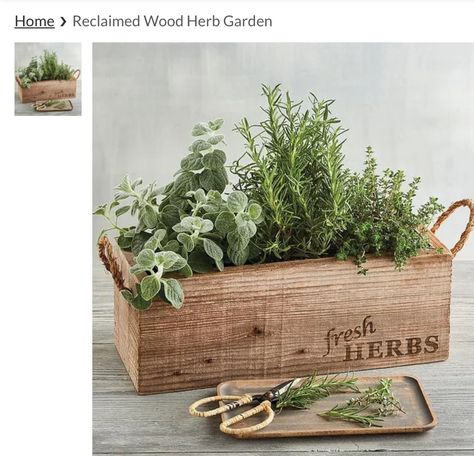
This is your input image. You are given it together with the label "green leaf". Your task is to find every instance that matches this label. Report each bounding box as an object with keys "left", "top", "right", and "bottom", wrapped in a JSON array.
[
  {"left": 227, "top": 191, "right": 248, "bottom": 213},
  {"left": 160, "top": 204, "right": 181, "bottom": 226},
  {"left": 177, "top": 233, "right": 195, "bottom": 252},
  {"left": 238, "top": 220, "right": 257, "bottom": 238},
  {"left": 212, "top": 149, "right": 226, "bottom": 164},
  {"left": 180, "top": 152, "right": 203, "bottom": 171},
  {"left": 130, "top": 264, "right": 146, "bottom": 275},
  {"left": 117, "top": 234, "right": 132, "bottom": 250},
  {"left": 208, "top": 118, "right": 224, "bottom": 130},
  {"left": 153, "top": 229, "right": 167, "bottom": 242},
  {"left": 203, "top": 238, "right": 224, "bottom": 262},
  {"left": 163, "top": 240, "right": 180, "bottom": 252},
  {"left": 227, "top": 228, "right": 250, "bottom": 251},
  {"left": 190, "top": 139, "right": 212, "bottom": 153},
  {"left": 202, "top": 151, "right": 226, "bottom": 170},
  {"left": 164, "top": 254, "right": 188, "bottom": 272},
  {"left": 192, "top": 122, "right": 210, "bottom": 136},
  {"left": 120, "top": 289, "right": 135, "bottom": 304},
  {"left": 227, "top": 245, "right": 250, "bottom": 266},
  {"left": 115, "top": 205, "right": 130, "bottom": 217},
  {"left": 208, "top": 134, "right": 224, "bottom": 145},
  {"left": 162, "top": 278, "right": 184, "bottom": 309},
  {"left": 215, "top": 211, "right": 237, "bottom": 234},
  {"left": 188, "top": 248, "right": 214, "bottom": 273},
  {"left": 155, "top": 251, "right": 181, "bottom": 269},
  {"left": 93, "top": 205, "right": 106, "bottom": 216},
  {"left": 131, "top": 284, "right": 153, "bottom": 310},
  {"left": 200, "top": 219, "right": 214, "bottom": 233},
  {"left": 115, "top": 175, "right": 133, "bottom": 194},
  {"left": 141, "top": 206, "right": 158, "bottom": 228},
  {"left": 141, "top": 274, "right": 161, "bottom": 301},
  {"left": 248, "top": 203, "right": 262, "bottom": 221},
  {"left": 173, "top": 172, "right": 199, "bottom": 196},
  {"left": 179, "top": 264, "right": 193, "bottom": 278},
  {"left": 194, "top": 188, "right": 207, "bottom": 203},
  {"left": 143, "top": 237, "right": 159, "bottom": 251},
  {"left": 131, "top": 232, "right": 152, "bottom": 256},
  {"left": 199, "top": 168, "right": 227, "bottom": 193},
  {"left": 136, "top": 249, "right": 156, "bottom": 268}
]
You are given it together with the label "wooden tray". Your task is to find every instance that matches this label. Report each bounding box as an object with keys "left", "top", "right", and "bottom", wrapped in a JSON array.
[{"left": 217, "top": 375, "right": 437, "bottom": 438}]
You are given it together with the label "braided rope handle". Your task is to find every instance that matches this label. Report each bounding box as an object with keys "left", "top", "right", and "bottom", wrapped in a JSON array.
[
  {"left": 431, "top": 199, "right": 474, "bottom": 257},
  {"left": 189, "top": 394, "right": 252, "bottom": 418},
  {"left": 98, "top": 236, "right": 126, "bottom": 290},
  {"left": 219, "top": 400, "right": 275, "bottom": 436}
]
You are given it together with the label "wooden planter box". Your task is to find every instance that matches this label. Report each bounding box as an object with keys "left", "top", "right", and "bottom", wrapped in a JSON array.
[
  {"left": 100, "top": 200, "right": 473, "bottom": 395},
  {"left": 16, "top": 70, "right": 80, "bottom": 103}
]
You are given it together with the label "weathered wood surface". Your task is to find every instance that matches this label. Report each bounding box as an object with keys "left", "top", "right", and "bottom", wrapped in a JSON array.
[
  {"left": 16, "top": 75, "right": 78, "bottom": 103},
  {"left": 109, "top": 234, "right": 452, "bottom": 394},
  {"left": 94, "top": 261, "right": 474, "bottom": 454}
]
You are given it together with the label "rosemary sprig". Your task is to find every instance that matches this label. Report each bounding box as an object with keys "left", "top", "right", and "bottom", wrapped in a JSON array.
[
  {"left": 319, "top": 378, "right": 404, "bottom": 427},
  {"left": 320, "top": 403, "right": 385, "bottom": 427},
  {"left": 276, "top": 373, "right": 359, "bottom": 410}
]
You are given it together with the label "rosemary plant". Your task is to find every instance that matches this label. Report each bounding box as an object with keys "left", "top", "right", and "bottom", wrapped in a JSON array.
[
  {"left": 320, "top": 378, "right": 403, "bottom": 427},
  {"left": 276, "top": 373, "right": 359, "bottom": 410},
  {"left": 233, "top": 84, "right": 350, "bottom": 261}
]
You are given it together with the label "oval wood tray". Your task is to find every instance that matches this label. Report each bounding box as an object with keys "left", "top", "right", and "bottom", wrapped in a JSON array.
[{"left": 217, "top": 375, "right": 437, "bottom": 439}]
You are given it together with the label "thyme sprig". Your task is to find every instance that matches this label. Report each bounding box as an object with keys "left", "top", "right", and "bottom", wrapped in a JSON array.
[
  {"left": 276, "top": 373, "right": 359, "bottom": 410},
  {"left": 319, "top": 378, "right": 403, "bottom": 427}
]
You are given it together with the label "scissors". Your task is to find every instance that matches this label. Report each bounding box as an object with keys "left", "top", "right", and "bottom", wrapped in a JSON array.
[{"left": 189, "top": 378, "right": 302, "bottom": 435}]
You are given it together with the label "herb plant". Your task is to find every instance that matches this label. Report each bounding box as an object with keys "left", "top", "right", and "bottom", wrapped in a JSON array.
[
  {"left": 17, "top": 50, "right": 75, "bottom": 88},
  {"left": 95, "top": 120, "right": 262, "bottom": 310},
  {"left": 95, "top": 85, "right": 445, "bottom": 311},
  {"left": 276, "top": 373, "right": 359, "bottom": 410},
  {"left": 233, "top": 85, "right": 443, "bottom": 272},
  {"left": 319, "top": 378, "right": 403, "bottom": 427}
]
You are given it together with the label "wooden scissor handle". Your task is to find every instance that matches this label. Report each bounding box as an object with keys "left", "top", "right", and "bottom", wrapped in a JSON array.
[
  {"left": 220, "top": 400, "right": 275, "bottom": 436},
  {"left": 188, "top": 394, "right": 253, "bottom": 417}
]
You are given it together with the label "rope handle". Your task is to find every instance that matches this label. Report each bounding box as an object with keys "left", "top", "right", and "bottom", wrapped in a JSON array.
[
  {"left": 219, "top": 400, "right": 275, "bottom": 436},
  {"left": 431, "top": 199, "right": 474, "bottom": 257},
  {"left": 73, "top": 69, "right": 81, "bottom": 80},
  {"left": 189, "top": 394, "right": 252, "bottom": 418},
  {"left": 98, "top": 236, "right": 125, "bottom": 290}
]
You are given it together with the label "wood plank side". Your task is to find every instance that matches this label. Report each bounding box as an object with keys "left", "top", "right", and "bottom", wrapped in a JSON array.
[
  {"left": 17, "top": 79, "right": 77, "bottom": 103},
  {"left": 102, "top": 235, "right": 453, "bottom": 394},
  {"left": 111, "top": 240, "right": 141, "bottom": 392}
]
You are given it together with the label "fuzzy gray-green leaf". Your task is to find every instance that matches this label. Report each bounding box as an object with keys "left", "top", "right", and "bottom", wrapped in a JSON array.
[
  {"left": 162, "top": 278, "right": 184, "bottom": 309},
  {"left": 227, "top": 191, "right": 248, "bottom": 213},
  {"left": 141, "top": 274, "right": 161, "bottom": 301},
  {"left": 136, "top": 249, "right": 156, "bottom": 268},
  {"left": 177, "top": 233, "right": 195, "bottom": 252},
  {"left": 215, "top": 211, "right": 237, "bottom": 234},
  {"left": 192, "top": 122, "right": 210, "bottom": 136},
  {"left": 191, "top": 139, "right": 212, "bottom": 153},
  {"left": 203, "top": 238, "right": 224, "bottom": 262}
]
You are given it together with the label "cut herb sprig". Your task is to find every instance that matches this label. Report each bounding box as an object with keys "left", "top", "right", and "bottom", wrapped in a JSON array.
[
  {"left": 276, "top": 373, "right": 359, "bottom": 410},
  {"left": 319, "top": 378, "right": 403, "bottom": 427}
]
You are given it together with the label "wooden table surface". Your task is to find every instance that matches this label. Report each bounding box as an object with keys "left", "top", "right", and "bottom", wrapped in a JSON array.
[{"left": 93, "top": 261, "right": 474, "bottom": 455}]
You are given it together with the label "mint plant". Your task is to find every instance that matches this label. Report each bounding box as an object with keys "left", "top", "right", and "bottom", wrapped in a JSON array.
[{"left": 95, "top": 120, "right": 262, "bottom": 310}]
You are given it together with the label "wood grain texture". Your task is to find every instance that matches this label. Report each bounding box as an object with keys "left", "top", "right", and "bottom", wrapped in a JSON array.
[
  {"left": 16, "top": 77, "right": 77, "bottom": 102},
  {"left": 93, "top": 262, "right": 474, "bottom": 454},
  {"left": 108, "top": 234, "right": 453, "bottom": 394}
]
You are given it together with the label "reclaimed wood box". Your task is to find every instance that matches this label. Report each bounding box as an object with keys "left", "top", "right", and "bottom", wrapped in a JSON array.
[
  {"left": 100, "top": 200, "right": 473, "bottom": 395},
  {"left": 16, "top": 70, "right": 80, "bottom": 103}
]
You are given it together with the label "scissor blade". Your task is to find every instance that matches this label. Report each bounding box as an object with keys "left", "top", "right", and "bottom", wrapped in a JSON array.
[{"left": 261, "top": 377, "right": 303, "bottom": 402}]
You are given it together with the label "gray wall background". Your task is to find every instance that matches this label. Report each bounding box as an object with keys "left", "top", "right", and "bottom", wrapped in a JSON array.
[{"left": 93, "top": 43, "right": 474, "bottom": 260}]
